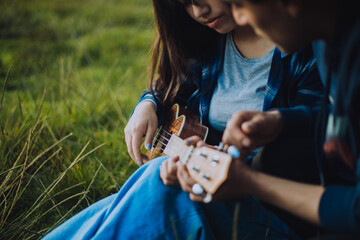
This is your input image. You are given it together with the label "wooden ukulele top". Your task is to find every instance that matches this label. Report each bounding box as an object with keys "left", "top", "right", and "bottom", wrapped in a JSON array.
[{"left": 147, "top": 104, "right": 208, "bottom": 160}]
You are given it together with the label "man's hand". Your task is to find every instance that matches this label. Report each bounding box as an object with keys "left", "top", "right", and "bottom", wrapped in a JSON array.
[{"left": 222, "top": 110, "right": 283, "bottom": 160}]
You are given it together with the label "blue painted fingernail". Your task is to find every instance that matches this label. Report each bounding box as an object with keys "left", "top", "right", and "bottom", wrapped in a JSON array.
[
  {"left": 228, "top": 146, "right": 240, "bottom": 158},
  {"left": 146, "top": 143, "right": 151, "bottom": 150},
  {"left": 137, "top": 162, "right": 142, "bottom": 166}
]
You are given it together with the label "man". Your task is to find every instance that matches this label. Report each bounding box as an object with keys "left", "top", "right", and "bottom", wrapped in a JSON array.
[{"left": 177, "top": 0, "right": 360, "bottom": 237}]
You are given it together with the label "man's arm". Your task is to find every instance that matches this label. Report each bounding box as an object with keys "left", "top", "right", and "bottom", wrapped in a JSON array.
[{"left": 240, "top": 167, "right": 324, "bottom": 225}]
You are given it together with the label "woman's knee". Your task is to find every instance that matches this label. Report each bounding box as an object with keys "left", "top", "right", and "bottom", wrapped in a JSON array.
[{"left": 143, "top": 156, "right": 168, "bottom": 173}]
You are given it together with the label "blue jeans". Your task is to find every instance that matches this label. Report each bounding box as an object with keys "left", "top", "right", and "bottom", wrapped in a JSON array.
[{"left": 42, "top": 157, "right": 299, "bottom": 240}]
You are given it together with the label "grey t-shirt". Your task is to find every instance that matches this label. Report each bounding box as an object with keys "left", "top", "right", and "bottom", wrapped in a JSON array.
[{"left": 209, "top": 33, "right": 274, "bottom": 131}]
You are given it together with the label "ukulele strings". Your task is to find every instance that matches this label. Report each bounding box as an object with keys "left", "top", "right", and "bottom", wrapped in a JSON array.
[
  {"left": 151, "top": 128, "right": 168, "bottom": 147},
  {"left": 151, "top": 128, "right": 178, "bottom": 151},
  {"left": 156, "top": 136, "right": 170, "bottom": 152}
]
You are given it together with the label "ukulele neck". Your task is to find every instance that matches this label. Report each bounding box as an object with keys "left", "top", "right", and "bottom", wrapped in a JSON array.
[{"left": 163, "top": 134, "right": 193, "bottom": 165}]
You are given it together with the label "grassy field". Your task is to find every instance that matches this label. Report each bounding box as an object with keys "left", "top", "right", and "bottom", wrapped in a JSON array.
[{"left": 0, "top": 0, "right": 154, "bottom": 238}]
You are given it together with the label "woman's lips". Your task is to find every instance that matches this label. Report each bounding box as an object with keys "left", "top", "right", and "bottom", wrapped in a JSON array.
[{"left": 205, "top": 16, "right": 222, "bottom": 28}]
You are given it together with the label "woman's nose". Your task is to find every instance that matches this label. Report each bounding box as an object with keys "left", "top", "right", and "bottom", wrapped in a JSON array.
[{"left": 193, "top": 4, "right": 210, "bottom": 18}]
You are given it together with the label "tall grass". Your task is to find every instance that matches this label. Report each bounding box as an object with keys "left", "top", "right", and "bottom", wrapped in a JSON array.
[{"left": 0, "top": 0, "right": 154, "bottom": 238}]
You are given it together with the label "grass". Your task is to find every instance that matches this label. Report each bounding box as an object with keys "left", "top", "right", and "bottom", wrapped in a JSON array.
[{"left": 0, "top": 0, "right": 155, "bottom": 238}]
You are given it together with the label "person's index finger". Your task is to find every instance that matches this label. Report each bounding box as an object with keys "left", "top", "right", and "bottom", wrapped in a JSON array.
[
  {"left": 242, "top": 113, "right": 266, "bottom": 134},
  {"left": 222, "top": 124, "right": 245, "bottom": 146},
  {"left": 126, "top": 135, "right": 136, "bottom": 163},
  {"left": 167, "top": 157, "right": 178, "bottom": 175},
  {"left": 132, "top": 134, "right": 143, "bottom": 165},
  {"left": 184, "top": 135, "right": 202, "bottom": 146},
  {"left": 241, "top": 121, "right": 253, "bottom": 133}
]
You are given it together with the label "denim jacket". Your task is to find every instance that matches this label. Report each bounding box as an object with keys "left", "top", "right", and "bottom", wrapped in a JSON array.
[{"left": 137, "top": 35, "right": 323, "bottom": 144}]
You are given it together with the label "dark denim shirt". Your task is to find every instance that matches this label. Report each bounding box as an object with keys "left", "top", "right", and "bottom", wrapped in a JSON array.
[
  {"left": 315, "top": 3, "right": 360, "bottom": 235},
  {"left": 137, "top": 35, "right": 323, "bottom": 144}
]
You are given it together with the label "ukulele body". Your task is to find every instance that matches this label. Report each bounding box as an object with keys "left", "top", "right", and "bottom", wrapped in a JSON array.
[{"left": 147, "top": 103, "right": 209, "bottom": 160}]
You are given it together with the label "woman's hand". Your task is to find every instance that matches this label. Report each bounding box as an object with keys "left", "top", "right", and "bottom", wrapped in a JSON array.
[
  {"left": 124, "top": 101, "right": 158, "bottom": 166},
  {"left": 160, "top": 157, "right": 179, "bottom": 186},
  {"left": 160, "top": 136, "right": 205, "bottom": 186}
]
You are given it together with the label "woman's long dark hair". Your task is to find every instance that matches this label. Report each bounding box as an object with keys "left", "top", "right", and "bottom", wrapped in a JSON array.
[{"left": 149, "top": 0, "right": 219, "bottom": 105}]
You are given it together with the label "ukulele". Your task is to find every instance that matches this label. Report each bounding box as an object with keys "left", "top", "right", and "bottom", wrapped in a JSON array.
[
  {"left": 147, "top": 103, "right": 209, "bottom": 160},
  {"left": 163, "top": 133, "right": 232, "bottom": 194}
]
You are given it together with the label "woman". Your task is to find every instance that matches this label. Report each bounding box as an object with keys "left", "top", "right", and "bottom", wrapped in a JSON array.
[
  {"left": 43, "top": 0, "right": 323, "bottom": 239},
  {"left": 125, "top": 0, "right": 323, "bottom": 166}
]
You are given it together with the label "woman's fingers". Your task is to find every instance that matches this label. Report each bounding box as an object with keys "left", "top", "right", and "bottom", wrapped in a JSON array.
[
  {"left": 125, "top": 133, "right": 136, "bottom": 164},
  {"left": 144, "top": 118, "right": 158, "bottom": 150},
  {"left": 130, "top": 126, "right": 146, "bottom": 166},
  {"left": 124, "top": 101, "right": 158, "bottom": 166},
  {"left": 176, "top": 162, "right": 195, "bottom": 193},
  {"left": 167, "top": 156, "right": 178, "bottom": 175},
  {"left": 177, "top": 161, "right": 209, "bottom": 202},
  {"left": 160, "top": 157, "right": 179, "bottom": 186},
  {"left": 184, "top": 135, "right": 204, "bottom": 146}
]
